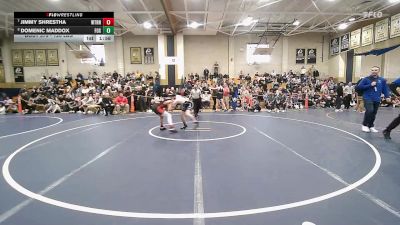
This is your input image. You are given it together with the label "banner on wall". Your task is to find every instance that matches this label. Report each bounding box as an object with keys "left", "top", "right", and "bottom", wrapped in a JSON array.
[
  {"left": 0, "top": 63, "right": 5, "bottom": 83},
  {"left": 12, "top": 49, "right": 23, "bottom": 66},
  {"left": 35, "top": 49, "right": 47, "bottom": 66},
  {"left": 46, "top": 49, "right": 59, "bottom": 66},
  {"left": 340, "top": 33, "right": 349, "bottom": 52},
  {"left": 361, "top": 24, "right": 374, "bottom": 46},
  {"left": 14, "top": 66, "right": 24, "bottom": 82},
  {"left": 23, "top": 49, "right": 35, "bottom": 67},
  {"left": 390, "top": 12, "right": 400, "bottom": 38},
  {"left": 295, "top": 49, "right": 305, "bottom": 64},
  {"left": 144, "top": 47, "right": 154, "bottom": 64},
  {"left": 130, "top": 47, "right": 142, "bottom": 64},
  {"left": 350, "top": 29, "right": 361, "bottom": 49},
  {"left": 375, "top": 18, "right": 389, "bottom": 43},
  {"left": 307, "top": 49, "right": 316, "bottom": 64},
  {"left": 330, "top": 38, "right": 340, "bottom": 55}
]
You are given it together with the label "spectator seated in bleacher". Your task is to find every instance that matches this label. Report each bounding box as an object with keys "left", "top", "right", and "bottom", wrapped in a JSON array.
[{"left": 114, "top": 92, "right": 129, "bottom": 114}]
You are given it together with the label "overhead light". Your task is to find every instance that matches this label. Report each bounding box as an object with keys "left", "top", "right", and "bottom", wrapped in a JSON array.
[
  {"left": 293, "top": 20, "right": 300, "bottom": 26},
  {"left": 348, "top": 17, "right": 355, "bottom": 22},
  {"left": 239, "top": 17, "right": 258, "bottom": 26},
  {"left": 143, "top": 21, "right": 152, "bottom": 29},
  {"left": 188, "top": 21, "right": 201, "bottom": 29},
  {"left": 389, "top": 0, "right": 400, "bottom": 3},
  {"left": 242, "top": 17, "right": 254, "bottom": 26},
  {"left": 338, "top": 22, "right": 348, "bottom": 30}
]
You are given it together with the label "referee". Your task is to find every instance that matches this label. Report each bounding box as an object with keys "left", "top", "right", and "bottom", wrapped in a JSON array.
[
  {"left": 191, "top": 84, "right": 202, "bottom": 118},
  {"left": 383, "top": 77, "right": 400, "bottom": 139}
]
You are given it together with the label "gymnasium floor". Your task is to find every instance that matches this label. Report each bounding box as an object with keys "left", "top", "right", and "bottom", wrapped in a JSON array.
[{"left": 0, "top": 108, "right": 399, "bottom": 225}]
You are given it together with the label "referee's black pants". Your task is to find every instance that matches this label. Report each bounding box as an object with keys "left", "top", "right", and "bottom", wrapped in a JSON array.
[
  {"left": 193, "top": 98, "right": 201, "bottom": 117},
  {"left": 212, "top": 96, "right": 217, "bottom": 110},
  {"left": 344, "top": 94, "right": 352, "bottom": 109},
  {"left": 335, "top": 96, "right": 343, "bottom": 109}
]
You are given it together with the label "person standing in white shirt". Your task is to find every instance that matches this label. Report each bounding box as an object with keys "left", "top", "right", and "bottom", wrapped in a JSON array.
[
  {"left": 191, "top": 85, "right": 202, "bottom": 118},
  {"left": 343, "top": 82, "right": 354, "bottom": 110}
]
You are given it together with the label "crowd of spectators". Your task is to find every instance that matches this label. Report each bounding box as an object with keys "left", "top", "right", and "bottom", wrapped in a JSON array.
[{"left": 0, "top": 67, "right": 399, "bottom": 115}]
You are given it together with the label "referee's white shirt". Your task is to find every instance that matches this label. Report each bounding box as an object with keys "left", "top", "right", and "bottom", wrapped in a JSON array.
[{"left": 191, "top": 89, "right": 201, "bottom": 99}]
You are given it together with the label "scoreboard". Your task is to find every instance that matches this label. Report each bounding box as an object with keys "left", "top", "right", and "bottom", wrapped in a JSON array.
[{"left": 14, "top": 12, "right": 114, "bottom": 43}]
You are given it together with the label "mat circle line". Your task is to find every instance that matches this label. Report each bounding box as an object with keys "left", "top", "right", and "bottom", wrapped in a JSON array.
[
  {"left": 148, "top": 121, "right": 247, "bottom": 142},
  {"left": 0, "top": 116, "right": 63, "bottom": 139},
  {"left": 2, "top": 114, "right": 381, "bottom": 219}
]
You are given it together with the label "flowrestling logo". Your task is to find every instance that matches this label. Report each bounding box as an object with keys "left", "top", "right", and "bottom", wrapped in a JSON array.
[{"left": 363, "top": 11, "right": 383, "bottom": 19}]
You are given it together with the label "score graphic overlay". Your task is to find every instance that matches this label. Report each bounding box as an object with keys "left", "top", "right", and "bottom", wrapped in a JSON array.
[{"left": 14, "top": 12, "right": 114, "bottom": 43}]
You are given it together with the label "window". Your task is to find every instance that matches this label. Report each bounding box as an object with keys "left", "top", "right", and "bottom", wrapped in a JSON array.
[
  {"left": 246, "top": 44, "right": 271, "bottom": 64},
  {"left": 81, "top": 44, "right": 105, "bottom": 64}
]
